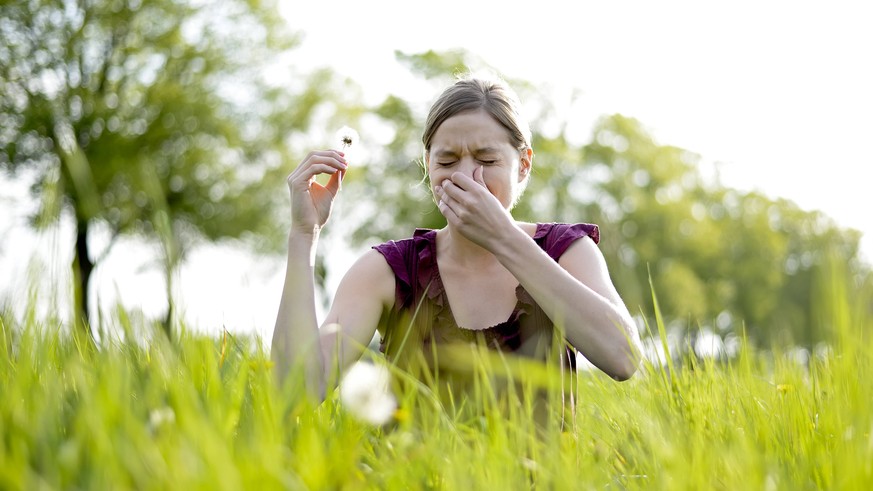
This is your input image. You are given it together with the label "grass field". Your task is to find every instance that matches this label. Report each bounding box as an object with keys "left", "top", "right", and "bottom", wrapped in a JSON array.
[{"left": 1, "top": 271, "right": 871, "bottom": 490}]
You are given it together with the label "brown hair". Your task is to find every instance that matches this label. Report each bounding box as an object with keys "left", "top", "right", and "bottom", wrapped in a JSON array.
[
  {"left": 421, "top": 75, "right": 533, "bottom": 205},
  {"left": 422, "top": 75, "right": 532, "bottom": 153}
]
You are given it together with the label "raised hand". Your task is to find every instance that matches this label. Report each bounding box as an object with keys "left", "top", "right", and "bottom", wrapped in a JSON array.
[
  {"left": 435, "top": 166, "right": 517, "bottom": 250},
  {"left": 286, "top": 150, "right": 348, "bottom": 234}
]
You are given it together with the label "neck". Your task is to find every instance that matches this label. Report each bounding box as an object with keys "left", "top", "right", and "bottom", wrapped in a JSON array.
[{"left": 436, "top": 223, "right": 500, "bottom": 268}]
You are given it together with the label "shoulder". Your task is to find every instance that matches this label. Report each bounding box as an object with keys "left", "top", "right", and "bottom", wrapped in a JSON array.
[
  {"left": 557, "top": 227, "right": 620, "bottom": 302},
  {"left": 534, "top": 222, "right": 599, "bottom": 243},
  {"left": 372, "top": 229, "right": 436, "bottom": 256},
  {"left": 371, "top": 229, "right": 436, "bottom": 286},
  {"left": 531, "top": 222, "right": 600, "bottom": 261},
  {"left": 347, "top": 248, "right": 396, "bottom": 280},
  {"left": 339, "top": 248, "right": 396, "bottom": 308}
]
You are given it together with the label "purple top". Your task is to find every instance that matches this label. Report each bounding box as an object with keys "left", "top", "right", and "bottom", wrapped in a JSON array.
[{"left": 372, "top": 223, "right": 600, "bottom": 368}]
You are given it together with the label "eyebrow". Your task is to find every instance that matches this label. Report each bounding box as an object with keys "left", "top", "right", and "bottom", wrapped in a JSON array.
[
  {"left": 473, "top": 147, "right": 500, "bottom": 155},
  {"left": 433, "top": 150, "right": 458, "bottom": 158},
  {"left": 432, "top": 147, "right": 500, "bottom": 158}
]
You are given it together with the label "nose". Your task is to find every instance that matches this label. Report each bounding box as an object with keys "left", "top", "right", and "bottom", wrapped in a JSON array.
[{"left": 456, "top": 156, "right": 480, "bottom": 177}]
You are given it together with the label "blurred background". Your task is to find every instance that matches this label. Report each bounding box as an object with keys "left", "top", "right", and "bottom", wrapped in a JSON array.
[{"left": 2, "top": 0, "right": 871, "bottom": 355}]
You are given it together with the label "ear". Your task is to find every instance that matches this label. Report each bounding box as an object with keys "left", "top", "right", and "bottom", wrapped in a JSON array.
[{"left": 518, "top": 147, "right": 533, "bottom": 183}]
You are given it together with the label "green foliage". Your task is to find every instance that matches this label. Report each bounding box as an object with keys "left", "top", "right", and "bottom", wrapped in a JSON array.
[
  {"left": 394, "top": 49, "right": 472, "bottom": 81},
  {"left": 580, "top": 114, "right": 870, "bottom": 347},
  {"left": 0, "top": 0, "right": 353, "bottom": 331},
  {"left": 340, "top": 49, "right": 872, "bottom": 347},
  {"left": 1, "top": 0, "right": 293, "bottom": 232},
  {"left": 1, "top": 262, "right": 871, "bottom": 489},
  {"left": 340, "top": 49, "right": 538, "bottom": 245}
]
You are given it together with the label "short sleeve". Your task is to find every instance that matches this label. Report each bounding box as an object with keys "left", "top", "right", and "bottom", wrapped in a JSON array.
[
  {"left": 534, "top": 223, "right": 600, "bottom": 262},
  {"left": 371, "top": 229, "right": 439, "bottom": 310},
  {"left": 372, "top": 240, "right": 412, "bottom": 290}
]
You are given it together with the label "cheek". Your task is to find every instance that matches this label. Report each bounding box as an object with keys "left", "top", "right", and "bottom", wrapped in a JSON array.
[
  {"left": 427, "top": 168, "right": 444, "bottom": 188},
  {"left": 484, "top": 169, "right": 509, "bottom": 188},
  {"left": 483, "top": 173, "right": 515, "bottom": 205}
]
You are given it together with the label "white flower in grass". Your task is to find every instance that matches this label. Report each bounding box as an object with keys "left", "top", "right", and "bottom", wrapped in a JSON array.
[
  {"left": 339, "top": 361, "right": 397, "bottom": 426},
  {"left": 321, "top": 322, "right": 342, "bottom": 335},
  {"left": 148, "top": 406, "right": 176, "bottom": 431}
]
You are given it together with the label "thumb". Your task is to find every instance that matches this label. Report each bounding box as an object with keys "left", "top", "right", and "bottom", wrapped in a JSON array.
[{"left": 325, "top": 169, "right": 342, "bottom": 196}]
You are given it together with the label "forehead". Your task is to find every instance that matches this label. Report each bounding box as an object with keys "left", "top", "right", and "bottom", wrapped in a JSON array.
[{"left": 430, "top": 109, "right": 513, "bottom": 152}]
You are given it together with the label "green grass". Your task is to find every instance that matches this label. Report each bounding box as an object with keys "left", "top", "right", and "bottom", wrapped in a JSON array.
[{"left": 1, "top": 276, "right": 871, "bottom": 490}]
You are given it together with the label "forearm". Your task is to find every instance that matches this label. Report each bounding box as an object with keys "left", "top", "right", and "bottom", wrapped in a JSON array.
[
  {"left": 271, "top": 230, "right": 326, "bottom": 398},
  {"left": 492, "top": 228, "right": 640, "bottom": 379}
]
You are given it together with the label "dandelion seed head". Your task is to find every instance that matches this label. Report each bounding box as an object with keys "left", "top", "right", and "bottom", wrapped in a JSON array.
[
  {"left": 335, "top": 126, "right": 359, "bottom": 149},
  {"left": 339, "top": 361, "right": 397, "bottom": 426}
]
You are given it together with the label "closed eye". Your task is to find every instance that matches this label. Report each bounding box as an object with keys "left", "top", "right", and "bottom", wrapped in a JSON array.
[
  {"left": 478, "top": 160, "right": 497, "bottom": 165},
  {"left": 437, "top": 161, "right": 457, "bottom": 166}
]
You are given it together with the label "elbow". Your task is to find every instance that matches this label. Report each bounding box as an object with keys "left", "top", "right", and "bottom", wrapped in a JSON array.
[
  {"left": 611, "top": 324, "right": 643, "bottom": 382},
  {"left": 609, "top": 360, "right": 638, "bottom": 382},
  {"left": 590, "top": 350, "right": 638, "bottom": 381},
  {"left": 607, "top": 345, "right": 642, "bottom": 382}
]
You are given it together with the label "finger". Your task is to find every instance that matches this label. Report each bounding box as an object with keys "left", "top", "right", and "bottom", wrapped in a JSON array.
[
  {"left": 441, "top": 178, "right": 474, "bottom": 206},
  {"left": 325, "top": 168, "right": 342, "bottom": 196},
  {"left": 295, "top": 151, "right": 348, "bottom": 176},
  {"left": 437, "top": 195, "right": 458, "bottom": 223},
  {"left": 310, "top": 152, "right": 348, "bottom": 172},
  {"left": 435, "top": 184, "right": 455, "bottom": 208},
  {"left": 474, "top": 166, "right": 494, "bottom": 194},
  {"left": 440, "top": 178, "right": 464, "bottom": 199},
  {"left": 307, "top": 149, "right": 347, "bottom": 163},
  {"left": 289, "top": 164, "right": 342, "bottom": 186},
  {"left": 434, "top": 185, "right": 455, "bottom": 210},
  {"left": 450, "top": 172, "right": 478, "bottom": 191}
]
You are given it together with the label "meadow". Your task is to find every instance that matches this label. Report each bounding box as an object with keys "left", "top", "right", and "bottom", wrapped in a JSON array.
[{"left": 1, "top": 270, "right": 871, "bottom": 491}]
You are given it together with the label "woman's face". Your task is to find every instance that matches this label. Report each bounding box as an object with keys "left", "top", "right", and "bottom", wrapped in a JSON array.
[{"left": 426, "top": 109, "right": 531, "bottom": 209}]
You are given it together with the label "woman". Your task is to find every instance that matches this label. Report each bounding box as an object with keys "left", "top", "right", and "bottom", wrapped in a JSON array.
[{"left": 272, "top": 76, "right": 641, "bottom": 402}]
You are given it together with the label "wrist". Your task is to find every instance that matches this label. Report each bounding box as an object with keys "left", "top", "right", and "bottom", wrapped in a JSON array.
[
  {"left": 288, "top": 228, "right": 320, "bottom": 263},
  {"left": 490, "top": 224, "right": 531, "bottom": 261},
  {"left": 289, "top": 225, "right": 321, "bottom": 242}
]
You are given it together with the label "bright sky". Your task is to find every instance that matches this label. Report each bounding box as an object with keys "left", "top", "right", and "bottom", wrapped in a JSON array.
[
  {"left": 278, "top": 0, "right": 872, "bottom": 249},
  {"left": 1, "top": 0, "right": 871, "bottom": 340}
]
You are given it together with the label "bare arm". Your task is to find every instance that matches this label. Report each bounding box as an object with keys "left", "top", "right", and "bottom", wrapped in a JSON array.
[
  {"left": 271, "top": 230, "right": 324, "bottom": 396},
  {"left": 271, "top": 242, "right": 394, "bottom": 399},
  {"left": 270, "top": 148, "right": 396, "bottom": 399},
  {"left": 318, "top": 249, "right": 395, "bottom": 389},
  {"left": 436, "top": 167, "right": 641, "bottom": 380},
  {"left": 271, "top": 149, "right": 346, "bottom": 398},
  {"left": 492, "top": 229, "right": 642, "bottom": 380}
]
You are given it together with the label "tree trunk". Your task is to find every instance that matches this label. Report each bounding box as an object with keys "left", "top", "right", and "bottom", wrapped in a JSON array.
[
  {"left": 161, "top": 280, "right": 174, "bottom": 340},
  {"left": 72, "top": 219, "right": 95, "bottom": 341}
]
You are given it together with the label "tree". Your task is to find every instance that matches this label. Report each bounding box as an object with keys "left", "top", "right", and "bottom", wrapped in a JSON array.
[
  {"left": 580, "top": 114, "right": 870, "bottom": 347},
  {"left": 0, "top": 0, "right": 347, "bottom": 338},
  {"left": 340, "top": 49, "right": 544, "bottom": 245},
  {"left": 340, "top": 49, "right": 871, "bottom": 347}
]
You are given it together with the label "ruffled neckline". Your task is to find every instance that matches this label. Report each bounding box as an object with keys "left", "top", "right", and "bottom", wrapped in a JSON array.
[{"left": 412, "top": 226, "right": 543, "bottom": 332}]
